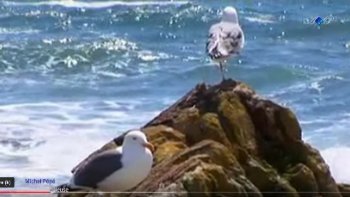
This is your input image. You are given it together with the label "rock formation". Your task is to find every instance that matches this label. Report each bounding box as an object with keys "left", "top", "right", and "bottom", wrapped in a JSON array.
[{"left": 66, "top": 79, "right": 349, "bottom": 197}]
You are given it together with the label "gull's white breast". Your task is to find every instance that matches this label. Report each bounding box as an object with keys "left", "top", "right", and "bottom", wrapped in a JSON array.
[{"left": 97, "top": 148, "right": 153, "bottom": 192}]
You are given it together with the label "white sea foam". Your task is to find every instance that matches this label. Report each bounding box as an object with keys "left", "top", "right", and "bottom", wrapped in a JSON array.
[
  {"left": 137, "top": 50, "right": 174, "bottom": 62},
  {"left": 345, "top": 41, "right": 350, "bottom": 49},
  {"left": 38, "top": 36, "right": 170, "bottom": 76},
  {"left": 245, "top": 16, "right": 275, "bottom": 24},
  {"left": 91, "top": 38, "right": 138, "bottom": 52},
  {"left": 3, "top": 0, "right": 189, "bottom": 8},
  {"left": 245, "top": 13, "right": 275, "bottom": 24},
  {"left": 309, "top": 75, "right": 344, "bottom": 94},
  {"left": 0, "top": 101, "right": 157, "bottom": 187},
  {"left": 310, "top": 81, "right": 323, "bottom": 94},
  {"left": 0, "top": 27, "right": 40, "bottom": 35},
  {"left": 321, "top": 146, "right": 350, "bottom": 184},
  {"left": 95, "top": 71, "right": 126, "bottom": 78},
  {"left": 268, "top": 74, "right": 344, "bottom": 99}
]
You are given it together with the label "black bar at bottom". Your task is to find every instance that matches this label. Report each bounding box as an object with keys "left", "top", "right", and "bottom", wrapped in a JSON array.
[{"left": 0, "top": 177, "right": 15, "bottom": 188}]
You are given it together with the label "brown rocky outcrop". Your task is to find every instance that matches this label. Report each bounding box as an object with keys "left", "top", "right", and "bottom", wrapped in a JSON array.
[{"left": 64, "top": 79, "right": 349, "bottom": 197}]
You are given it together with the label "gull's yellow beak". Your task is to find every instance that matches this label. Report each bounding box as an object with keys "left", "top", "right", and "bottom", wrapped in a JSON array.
[{"left": 143, "top": 142, "right": 155, "bottom": 153}]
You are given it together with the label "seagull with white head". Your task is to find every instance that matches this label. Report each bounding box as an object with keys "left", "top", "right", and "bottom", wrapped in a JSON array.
[
  {"left": 206, "top": 6, "right": 245, "bottom": 80},
  {"left": 55, "top": 130, "right": 154, "bottom": 194}
]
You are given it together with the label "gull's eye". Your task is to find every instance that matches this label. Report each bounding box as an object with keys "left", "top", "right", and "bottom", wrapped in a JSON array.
[{"left": 132, "top": 137, "right": 137, "bottom": 140}]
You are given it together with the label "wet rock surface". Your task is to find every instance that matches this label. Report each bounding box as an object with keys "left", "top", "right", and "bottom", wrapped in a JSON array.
[{"left": 65, "top": 79, "right": 347, "bottom": 197}]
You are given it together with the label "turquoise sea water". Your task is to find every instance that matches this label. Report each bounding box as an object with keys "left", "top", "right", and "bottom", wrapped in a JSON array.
[{"left": 0, "top": 0, "right": 349, "bottom": 188}]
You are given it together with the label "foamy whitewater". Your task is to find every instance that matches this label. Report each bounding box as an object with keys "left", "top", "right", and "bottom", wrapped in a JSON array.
[{"left": 0, "top": 0, "right": 350, "bottom": 189}]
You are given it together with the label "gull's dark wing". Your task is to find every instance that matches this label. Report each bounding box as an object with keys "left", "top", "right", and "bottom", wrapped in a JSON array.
[
  {"left": 206, "top": 22, "right": 245, "bottom": 61},
  {"left": 72, "top": 149, "right": 123, "bottom": 189},
  {"left": 71, "top": 131, "right": 128, "bottom": 174},
  {"left": 221, "top": 25, "right": 244, "bottom": 56}
]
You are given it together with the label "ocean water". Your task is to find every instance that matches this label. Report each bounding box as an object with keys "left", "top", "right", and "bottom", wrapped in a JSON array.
[{"left": 0, "top": 0, "right": 350, "bottom": 189}]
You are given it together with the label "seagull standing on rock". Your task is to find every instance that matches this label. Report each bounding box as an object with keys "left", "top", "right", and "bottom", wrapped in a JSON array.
[
  {"left": 56, "top": 130, "right": 154, "bottom": 194},
  {"left": 206, "top": 6, "right": 245, "bottom": 80}
]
